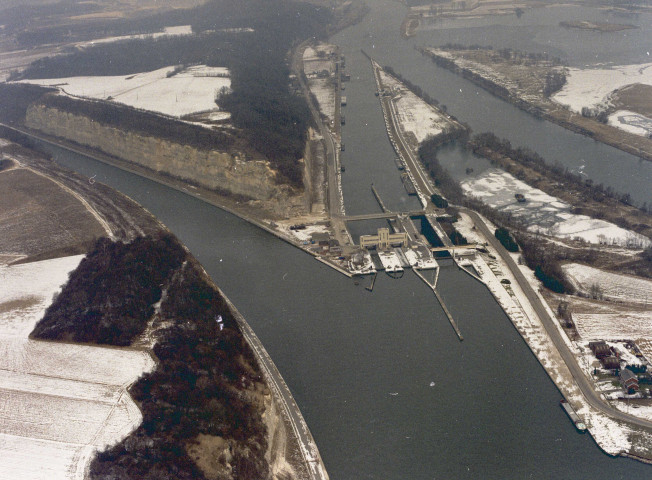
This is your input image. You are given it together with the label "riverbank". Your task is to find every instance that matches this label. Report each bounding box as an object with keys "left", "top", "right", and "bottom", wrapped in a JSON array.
[
  {"left": 453, "top": 209, "right": 652, "bottom": 461},
  {"left": 0, "top": 139, "right": 333, "bottom": 480},
  {"left": 420, "top": 46, "right": 652, "bottom": 162},
  {"left": 1, "top": 124, "right": 354, "bottom": 279},
  {"left": 365, "top": 49, "right": 652, "bottom": 461}
]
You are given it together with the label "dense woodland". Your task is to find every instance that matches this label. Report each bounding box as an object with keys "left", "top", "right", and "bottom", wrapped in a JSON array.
[
  {"left": 32, "top": 234, "right": 270, "bottom": 479},
  {"left": 0, "top": 83, "right": 55, "bottom": 123},
  {"left": 13, "top": 0, "right": 334, "bottom": 186},
  {"left": 32, "top": 234, "right": 186, "bottom": 345}
]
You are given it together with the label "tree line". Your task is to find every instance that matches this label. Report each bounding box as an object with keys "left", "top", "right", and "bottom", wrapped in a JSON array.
[
  {"left": 32, "top": 234, "right": 271, "bottom": 479},
  {"left": 469, "top": 132, "right": 642, "bottom": 209},
  {"left": 13, "top": 0, "right": 334, "bottom": 187}
]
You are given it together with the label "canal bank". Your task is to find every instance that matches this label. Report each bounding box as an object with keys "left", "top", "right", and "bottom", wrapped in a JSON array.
[
  {"left": 9, "top": 0, "right": 652, "bottom": 476},
  {"left": 26, "top": 108, "right": 652, "bottom": 480},
  {"left": 335, "top": 0, "right": 652, "bottom": 208}
]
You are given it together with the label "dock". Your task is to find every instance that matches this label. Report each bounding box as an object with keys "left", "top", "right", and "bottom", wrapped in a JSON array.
[
  {"left": 365, "top": 272, "right": 378, "bottom": 291},
  {"left": 401, "top": 172, "right": 417, "bottom": 195}
]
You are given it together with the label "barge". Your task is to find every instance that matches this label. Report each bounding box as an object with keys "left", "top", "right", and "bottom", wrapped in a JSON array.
[
  {"left": 560, "top": 399, "right": 587, "bottom": 432},
  {"left": 401, "top": 172, "right": 417, "bottom": 195}
]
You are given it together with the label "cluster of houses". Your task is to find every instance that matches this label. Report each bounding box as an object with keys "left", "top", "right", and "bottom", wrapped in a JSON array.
[{"left": 589, "top": 341, "right": 650, "bottom": 395}]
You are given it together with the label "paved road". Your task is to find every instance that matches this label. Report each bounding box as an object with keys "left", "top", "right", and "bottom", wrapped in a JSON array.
[{"left": 464, "top": 207, "right": 652, "bottom": 431}]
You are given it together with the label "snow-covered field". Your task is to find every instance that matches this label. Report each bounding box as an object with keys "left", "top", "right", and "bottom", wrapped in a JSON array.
[
  {"left": 0, "top": 256, "right": 155, "bottom": 480},
  {"left": 608, "top": 110, "right": 652, "bottom": 137},
  {"left": 563, "top": 263, "right": 652, "bottom": 305},
  {"left": 573, "top": 312, "right": 652, "bottom": 340},
  {"left": 552, "top": 62, "right": 652, "bottom": 113},
  {"left": 462, "top": 168, "right": 651, "bottom": 247},
  {"left": 377, "top": 68, "right": 445, "bottom": 143},
  {"left": 18, "top": 65, "right": 230, "bottom": 120},
  {"left": 77, "top": 25, "right": 193, "bottom": 48},
  {"left": 303, "top": 45, "right": 337, "bottom": 123}
]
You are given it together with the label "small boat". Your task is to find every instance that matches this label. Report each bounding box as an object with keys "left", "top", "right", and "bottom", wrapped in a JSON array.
[{"left": 341, "top": 165, "right": 345, "bottom": 172}]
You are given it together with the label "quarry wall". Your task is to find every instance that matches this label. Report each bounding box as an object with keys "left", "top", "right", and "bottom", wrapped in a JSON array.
[{"left": 25, "top": 104, "right": 280, "bottom": 202}]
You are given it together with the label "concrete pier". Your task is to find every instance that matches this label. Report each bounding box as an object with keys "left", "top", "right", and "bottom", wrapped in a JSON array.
[
  {"left": 414, "top": 269, "right": 463, "bottom": 341},
  {"left": 371, "top": 184, "right": 390, "bottom": 213}
]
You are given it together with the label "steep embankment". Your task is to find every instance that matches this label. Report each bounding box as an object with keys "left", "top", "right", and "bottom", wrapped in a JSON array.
[{"left": 25, "top": 102, "right": 285, "bottom": 202}]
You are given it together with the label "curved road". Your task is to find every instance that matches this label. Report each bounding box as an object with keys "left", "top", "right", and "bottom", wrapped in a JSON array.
[{"left": 464, "top": 207, "right": 652, "bottom": 431}]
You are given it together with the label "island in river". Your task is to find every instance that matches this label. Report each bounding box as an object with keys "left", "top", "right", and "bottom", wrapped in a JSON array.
[{"left": 419, "top": 45, "right": 652, "bottom": 162}]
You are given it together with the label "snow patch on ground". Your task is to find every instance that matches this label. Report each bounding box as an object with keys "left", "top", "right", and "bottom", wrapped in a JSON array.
[
  {"left": 563, "top": 263, "right": 652, "bottom": 305},
  {"left": 0, "top": 256, "right": 155, "bottom": 480},
  {"left": 377, "top": 69, "right": 445, "bottom": 143},
  {"left": 281, "top": 223, "right": 329, "bottom": 244},
  {"left": 608, "top": 109, "right": 652, "bottom": 137},
  {"left": 77, "top": 25, "right": 193, "bottom": 48},
  {"left": 378, "top": 251, "right": 403, "bottom": 272},
  {"left": 552, "top": 63, "right": 652, "bottom": 113},
  {"left": 462, "top": 168, "right": 650, "bottom": 247},
  {"left": 18, "top": 65, "right": 230, "bottom": 120}
]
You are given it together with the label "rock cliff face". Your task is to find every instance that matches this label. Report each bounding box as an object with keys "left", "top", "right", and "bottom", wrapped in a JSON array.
[{"left": 25, "top": 104, "right": 282, "bottom": 202}]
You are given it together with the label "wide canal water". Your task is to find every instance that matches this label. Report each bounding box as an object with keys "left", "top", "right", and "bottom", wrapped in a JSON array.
[
  {"left": 29, "top": 0, "right": 652, "bottom": 477},
  {"left": 338, "top": 0, "right": 652, "bottom": 208}
]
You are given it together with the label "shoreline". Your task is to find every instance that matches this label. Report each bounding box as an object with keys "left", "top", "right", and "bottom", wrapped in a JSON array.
[
  {"left": 1, "top": 134, "right": 334, "bottom": 480},
  {"left": 419, "top": 47, "right": 652, "bottom": 163},
  {"left": 0, "top": 122, "right": 353, "bottom": 279}
]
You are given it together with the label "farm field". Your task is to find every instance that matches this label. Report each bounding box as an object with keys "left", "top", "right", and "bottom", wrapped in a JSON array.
[
  {"left": 563, "top": 263, "right": 652, "bottom": 305},
  {"left": 573, "top": 312, "right": 652, "bottom": 340},
  {"left": 0, "top": 167, "right": 106, "bottom": 259},
  {"left": 18, "top": 65, "right": 231, "bottom": 121},
  {"left": 0, "top": 256, "right": 155, "bottom": 480}
]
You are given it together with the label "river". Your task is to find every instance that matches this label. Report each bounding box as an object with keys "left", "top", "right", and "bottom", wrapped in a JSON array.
[
  {"left": 27, "top": 0, "right": 652, "bottom": 477},
  {"left": 337, "top": 0, "right": 652, "bottom": 208}
]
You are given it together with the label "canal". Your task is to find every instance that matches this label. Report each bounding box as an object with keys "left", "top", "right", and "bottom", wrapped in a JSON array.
[
  {"left": 337, "top": 0, "right": 652, "bottom": 208},
  {"left": 27, "top": 0, "right": 652, "bottom": 477}
]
